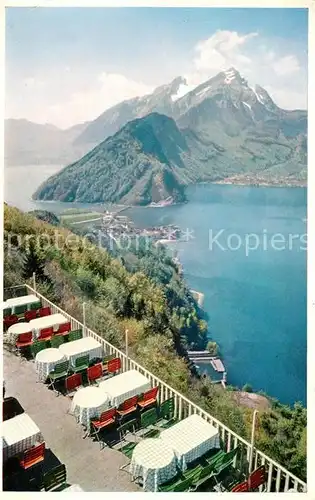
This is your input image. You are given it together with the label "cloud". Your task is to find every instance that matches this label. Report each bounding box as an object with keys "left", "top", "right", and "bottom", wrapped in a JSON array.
[
  {"left": 272, "top": 55, "right": 300, "bottom": 76},
  {"left": 194, "top": 30, "right": 258, "bottom": 72},
  {"left": 47, "top": 73, "right": 153, "bottom": 128},
  {"left": 7, "top": 29, "right": 307, "bottom": 127},
  {"left": 182, "top": 30, "right": 306, "bottom": 110}
]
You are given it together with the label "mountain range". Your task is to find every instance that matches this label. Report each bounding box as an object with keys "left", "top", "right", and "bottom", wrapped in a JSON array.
[{"left": 7, "top": 68, "right": 307, "bottom": 204}]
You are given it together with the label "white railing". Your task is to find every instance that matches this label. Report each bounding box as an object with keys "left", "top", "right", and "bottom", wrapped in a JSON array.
[{"left": 5, "top": 284, "right": 307, "bottom": 493}]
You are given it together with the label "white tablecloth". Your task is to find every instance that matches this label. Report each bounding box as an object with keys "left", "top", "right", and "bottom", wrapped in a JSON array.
[
  {"left": 8, "top": 322, "right": 33, "bottom": 342},
  {"left": 35, "top": 348, "right": 67, "bottom": 382},
  {"left": 130, "top": 438, "right": 178, "bottom": 492},
  {"left": 70, "top": 386, "right": 111, "bottom": 428},
  {"left": 29, "top": 313, "right": 68, "bottom": 337},
  {"left": 59, "top": 336, "right": 103, "bottom": 368},
  {"left": 2, "top": 413, "right": 44, "bottom": 461},
  {"left": 159, "top": 414, "right": 220, "bottom": 470},
  {"left": 98, "top": 369, "right": 151, "bottom": 408},
  {"left": 5, "top": 294, "right": 39, "bottom": 313}
]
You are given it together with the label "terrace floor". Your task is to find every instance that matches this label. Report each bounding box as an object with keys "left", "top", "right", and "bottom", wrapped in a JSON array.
[{"left": 3, "top": 348, "right": 140, "bottom": 492}]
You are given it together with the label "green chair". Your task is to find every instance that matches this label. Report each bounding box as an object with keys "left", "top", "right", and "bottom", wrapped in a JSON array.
[
  {"left": 212, "top": 447, "right": 239, "bottom": 482},
  {"left": 3, "top": 307, "right": 12, "bottom": 318},
  {"left": 48, "top": 360, "right": 70, "bottom": 394},
  {"left": 68, "top": 329, "right": 83, "bottom": 342},
  {"left": 30, "top": 301, "right": 42, "bottom": 311},
  {"left": 206, "top": 449, "right": 225, "bottom": 467},
  {"left": 184, "top": 449, "right": 225, "bottom": 482},
  {"left": 43, "top": 464, "right": 68, "bottom": 491},
  {"left": 158, "top": 475, "right": 192, "bottom": 492},
  {"left": 15, "top": 304, "right": 28, "bottom": 316},
  {"left": 156, "top": 397, "right": 177, "bottom": 428},
  {"left": 190, "top": 462, "right": 217, "bottom": 491},
  {"left": 120, "top": 441, "right": 137, "bottom": 459},
  {"left": 51, "top": 335, "right": 65, "bottom": 348},
  {"left": 73, "top": 355, "right": 89, "bottom": 373},
  {"left": 139, "top": 408, "right": 160, "bottom": 438},
  {"left": 30, "top": 341, "right": 47, "bottom": 358},
  {"left": 118, "top": 418, "right": 137, "bottom": 444}
]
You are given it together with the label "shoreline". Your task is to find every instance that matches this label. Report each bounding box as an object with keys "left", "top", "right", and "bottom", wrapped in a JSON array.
[{"left": 31, "top": 181, "right": 307, "bottom": 209}]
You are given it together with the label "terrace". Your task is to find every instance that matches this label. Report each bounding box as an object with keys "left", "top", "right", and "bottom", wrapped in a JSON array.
[{"left": 2, "top": 284, "right": 307, "bottom": 493}]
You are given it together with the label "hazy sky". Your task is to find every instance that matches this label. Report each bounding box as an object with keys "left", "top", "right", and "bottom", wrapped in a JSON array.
[{"left": 5, "top": 7, "right": 308, "bottom": 129}]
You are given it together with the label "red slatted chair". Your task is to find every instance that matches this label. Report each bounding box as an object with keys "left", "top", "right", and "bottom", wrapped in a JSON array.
[
  {"left": 248, "top": 465, "right": 267, "bottom": 491},
  {"left": 103, "top": 357, "right": 121, "bottom": 378},
  {"left": 56, "top": 322, "right": 71, "bottom": 336},
  {"left": 20, "top": 442, "right": 45, "bottom": 469},
  {"left": 65, "top": 373, "right": 82, "bottom": 399},
  {"left": 24, "top": 309, "right": 37, "bottom": 322},
  {"left": 117, "top": 396, "right": 138, "bottom": 419},
  {"left": 4, "top": 314, "right": 19, "bottom": 329},
  {"left": 87, "top": 363, "right": 103, "bottom": 385},
  {"left": 231, "top": 481, "right": 249, "bottom": 492},
  {"left": 138, "top": 387, "right": 159, "bottom": 410},
  {"left": 38, "top": 327, "right": 53, "bottom": 341},
  {"left": 39, "top": 307, "right": 51, "bottom": 317},
  {"left": 16, "top": 332, "right": 33, "bottom": 355},
  {"left": 90, "top": 408, "right": 117, "bottom": 449}
]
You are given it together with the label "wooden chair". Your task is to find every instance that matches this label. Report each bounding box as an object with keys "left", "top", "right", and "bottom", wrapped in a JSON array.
[
  {"left": 87, "top": 363, "right": 103, "bottom": 384},
  {"left": 156, "top": 397, "right": 177, "bottom": 428},
  {"left": 39, "top": 306, "right": 51, "bottom": 317},
  {"left": 138, "top": 386, "right": 159, "bottom": 411},
  {"left": 20, "top": 442, "right": 45, "bottom": 469},
  {"left": 139, "top": 407, "right": 160, "bottom": 438},
  {"left": 73, "top": 355, "right": 89, "bottom": 373},
  {"left": 30, "top": 301, "right": 42, "bottom": 311},
  {"left": 3, "top": 397, "right": 24, "bottom": 421},
  {"left": 30, "top": 341, "right": 47, "bottom": 358},
  {"left": 3, "top": 307, "right": 12, "bottom": 318},
  {"left": 65, "top": 373, "right": 82, "bottom": 398},
  {"left": 159, "top": 476, "right": 192, "bottom": 492},
  {"left": 103, "top": 357, "right": 121, "bottom": 378},
  {"left": 248, "top": 465, "right": 267, "bottom": 491},
  {"left": 48, "top": 360, "right": 70, "bottom": 394},
  {"left": 24, "top": 309, "right": 37, "bottom": 322},
  {"left": 50, "top": 335, "right": 65, "bottom": 348},
  {"left": 90, "top": 408, "right": 117, "bottom": 449},
  {"left": 68, "top": 329, "right": 83, "bottom": 342},
  {"left": 38, "top": 327, "right": 53, "bottom": 342},
  {"left": 4, "top": 314, "right": 19, "bottom": 329},
  {"left": 43, "top": 464, "right": 68, "bottom": 491},
  {"left": 15, "top": 304, "right": 28, "bottom": 316},
  {"left": 56, "top": 322, "right": 71, "bottom": 336},
  {"left": 15, "top": 332, "right": 33, "bottom": 355},
  {"left": 231, "top": 481, "right": 249, "bottom": 492},
  {"left": 117, "top": 395, "right": 138, "bottom": 420}
]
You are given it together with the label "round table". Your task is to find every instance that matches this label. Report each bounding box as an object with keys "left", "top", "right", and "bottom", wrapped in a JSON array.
[
  {"left": 130, "top": 438, "right": 178, "bottom": 491},
  {"left": 8, "top": 322, "right": 32, "bottom": 342},
  {"left": 70, "top": 386, "right": 111, "bottom": 429},
  {"left": 35, "top": 348, "right": 66, "bottom": 382}
]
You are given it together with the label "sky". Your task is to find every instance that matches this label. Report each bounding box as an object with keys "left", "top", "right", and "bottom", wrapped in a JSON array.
[{"left": 5, "top": 7, "right": 308, "bottom": 129}]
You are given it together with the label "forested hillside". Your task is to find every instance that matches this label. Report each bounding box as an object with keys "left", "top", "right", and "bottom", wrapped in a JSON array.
[{"left": 3, "top": 204, "right": 306, "bottom": 481}]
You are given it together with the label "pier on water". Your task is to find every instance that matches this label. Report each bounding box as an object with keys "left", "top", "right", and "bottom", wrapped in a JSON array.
[{"left": 187, "top": 351, "right": 227, "bottom": 388}]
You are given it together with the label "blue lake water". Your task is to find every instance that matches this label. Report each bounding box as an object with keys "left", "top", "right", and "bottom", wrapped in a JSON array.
[{"left": 5, "top": 166, "right": 307, "bottom": 405}]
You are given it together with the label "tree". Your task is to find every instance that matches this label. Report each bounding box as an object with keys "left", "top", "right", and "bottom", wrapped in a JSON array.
[
  {"left": 21, "top": 239, "right": 46, "bottom": 282},
  {"left": 207, "top": 341, "right": 219, "bottom": 356}
]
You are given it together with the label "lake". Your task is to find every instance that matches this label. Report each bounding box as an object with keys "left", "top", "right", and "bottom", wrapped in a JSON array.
[{"left": 5, "top": 165, "right": 307, "bottom": 405}]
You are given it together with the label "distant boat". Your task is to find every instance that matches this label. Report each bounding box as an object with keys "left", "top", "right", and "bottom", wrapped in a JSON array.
[{"left": 302, "top": 217, "right": 307, "bottom": 223}]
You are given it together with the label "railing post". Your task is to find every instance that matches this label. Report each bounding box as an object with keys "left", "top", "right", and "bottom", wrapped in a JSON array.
[
  {"left": 32, "top": 272, "right": 36, "bottom": 291},
  {"left": 82, "top": 302, "right": 86, "bottom": 336},
  {"left": 249, "top": 410, "right": 258, "bottom": 474},
  {"left": 125, "top": 329, "right": 129, "bottom": 370}
]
